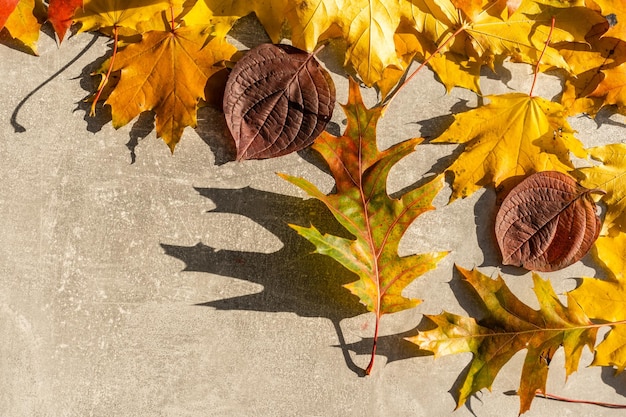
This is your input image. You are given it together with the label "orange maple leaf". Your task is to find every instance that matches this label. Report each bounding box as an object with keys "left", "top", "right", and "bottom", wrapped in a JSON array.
[
  {"left": 0, "top": 0, "right": 19, "bottom": 30},
  {"left": 99, "top": 26, "right": 236, "bottom": 151},
  {"left": 0, "top": 0, "right": 42, "bottom": 54},
  {"left": 47, "top": 0, "right": 83, "bottom": 42}
]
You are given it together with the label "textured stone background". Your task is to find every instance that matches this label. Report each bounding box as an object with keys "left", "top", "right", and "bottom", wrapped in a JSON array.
[{"left": 2, "top": 18, "right": 626, "bottom": 417}]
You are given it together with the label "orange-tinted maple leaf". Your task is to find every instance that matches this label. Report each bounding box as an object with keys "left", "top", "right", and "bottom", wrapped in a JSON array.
[
  {"left": 47, "top": 0, "right": 83, "bottom": 42},
  {"left": 588, "top": 0, "right": 626, "bottom": 40},
  {"left": 410, "top": 265, "right": 598, "bottom": 414},
  {"left": 99, "top": 27, "right": 236, "bottom": 151},
  {"left": 74, "top": 0, "right": 171, "bottom": 35},
  {"left": 0, "top": 0, "right": 19, "bottom": 30},
  {"left": 1, "top": 0, "right": 42, "bottom": 54},
  {"left": 279, "top": 78, "right": 447, "bottom": 374},
  {"left": 557, "top": 29, "right": 626, "bottom": 116},
  {"left": 589, "top": 63, "right": 626, "bottom": 112}
]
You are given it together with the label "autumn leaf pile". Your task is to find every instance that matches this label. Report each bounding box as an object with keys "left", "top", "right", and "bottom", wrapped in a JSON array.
[{"left": 6, "top": 0, "right": 626, "bottom": 414}]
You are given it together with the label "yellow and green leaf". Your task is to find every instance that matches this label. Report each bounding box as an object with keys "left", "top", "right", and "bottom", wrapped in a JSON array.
[
  {"left": 279, "top": 78, "right": 448, "bottom": 374},
  {"left": 410, "top": 265, "right": 598, "bottom": 415}
]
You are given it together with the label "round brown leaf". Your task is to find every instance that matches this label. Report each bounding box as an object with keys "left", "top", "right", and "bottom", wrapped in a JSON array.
[
  {"left": 223, "top": 43, "right": 336, "bottom": 160},
  {"left": 495, "top": 171, "right": 603, "bottom": 272}
]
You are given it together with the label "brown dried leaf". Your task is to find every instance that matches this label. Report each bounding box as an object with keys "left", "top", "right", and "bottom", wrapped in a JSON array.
[
  {"left": 495, "top": 171, "right": 603, "bottom": 272},
  {"left": 223, "top": 43, "right": 336, "bottom": 160}
]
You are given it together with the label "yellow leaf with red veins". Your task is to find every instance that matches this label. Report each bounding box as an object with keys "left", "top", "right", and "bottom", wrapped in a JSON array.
[
  {"left": 404, "top": 0, "right": 604, "bottom": 91},
  {"left": 101, "top": 27, "right": 237, "bottom": 151}
]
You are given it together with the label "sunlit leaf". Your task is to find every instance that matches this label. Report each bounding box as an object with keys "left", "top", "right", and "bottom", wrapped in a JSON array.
[
  {"left": 495, "top": 171, "right": 603, "bottom": 272},
  {"left": 433, "top": 93, "right": 586, "bottom": 201},
  {"left": 410, "top": 265, "right": 598, "bottom": 414},
  {"left": 98, "top": 27, "right": 237, "bottom": 151},
  {"left": 279, "top": 78, "right": 447, "bottom": 374},
  {"left": 569, "top": 234, "right": 626, "bottom": 371},
  {"left": 223, "top": 43, "right": 335, "bottom": 160}
]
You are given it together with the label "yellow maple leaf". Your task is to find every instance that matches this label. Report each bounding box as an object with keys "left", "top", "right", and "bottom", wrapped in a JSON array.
[
  {"left": 569, "top": 233, "right": 626, "bottom": 371},
  {"left": 74, "top": 0, "right": 172, "bottom": 35},
  {"left": 589, "top": 63, "right": 626, "bottom": 113},
  {"left": 595, "top": 233, "right": 626, "bottom": 281},
  {"left": 376, "top": 27, "right": 429, "bottom": 98},
  {"left": 405, "top": 0, "right": 604, "bottom": 91},
  {"left": 433, "top": 93, "right": 586, "bottom": 201},
  {"left": 557, "top": 31, "right": 626, "bottom": 116},
  {"left": 578, "top": 144, "right": 626, "bottom": 235},
  {"left": 1, "top": 0, "right": 43, "bottom": 54},
  {"left": 100, "top": 26, "right": 236, "bottom": 151},
  {"left": 183, "top": 0, "right": 288, "bottom": 41},
  {"left": 286, "top": 0, "right": 403, "bottom": 86},
  {"left": 588, "top": 0, "right": 626, "bottom": 41},
  {"left": 427, "top": 50, "right": 481, "bottom": 92}
]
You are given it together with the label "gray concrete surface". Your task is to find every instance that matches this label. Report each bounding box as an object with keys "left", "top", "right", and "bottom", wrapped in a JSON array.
[{"left": 2, "top": 20, "right": 626, "bottom": 417}]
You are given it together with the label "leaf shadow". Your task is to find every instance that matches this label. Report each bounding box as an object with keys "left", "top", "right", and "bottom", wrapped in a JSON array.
[
  {"left": 9, "top": 33, "right": 100, "bottom": 133},
  {"left": 338, "top": 326, "right": 433, "bottom": 367},
  {"left": 446, "top": 270, "right": 493, "bottom": 416},
  {"left": 481, "top": 57, "right": 513, "bottom": 88},
  {"left": 471, "top": 179, "right": 530, "bottom": 277},
  {"left": 416, "top": 98, "right": 473, "bottom": 141},
  {"left": 448, "top": 266, "right": 487, "bottom": 323},
  {"left": 160, "top": 186, "right": 369, "bottom": 375},
  {"left": 0, "top": 27, "right": 37, "bottom": 55},
  {"left": 223, "top": 13, "right": 271, "bottom": 50},
  {"left": 473, "top": 187, "right": 501, "bottom": 269},
  {"left": 601, "top": 366, "right": 626, "bottom": 398},
  {"left": 194, "top": 104, "right": 238, "bottom": 165},
  {"left": 75, "top": 37, "right": 114, "bottom": 134},
  {"left": 578, "top": 106, "right": 626, "bottom": 129}
]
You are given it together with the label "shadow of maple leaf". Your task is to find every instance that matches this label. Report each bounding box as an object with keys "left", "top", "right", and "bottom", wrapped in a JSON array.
[{"left": 160, "top": 186, "right": 370, "bottom": 374}]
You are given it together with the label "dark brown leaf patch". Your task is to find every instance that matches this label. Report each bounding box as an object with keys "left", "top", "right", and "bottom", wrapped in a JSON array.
[
  {"left": 495, "top": 171, "right": 604, "bottom": 272},
  {"left": 223, "top": 43, "right": 336, "bottom": 160}
]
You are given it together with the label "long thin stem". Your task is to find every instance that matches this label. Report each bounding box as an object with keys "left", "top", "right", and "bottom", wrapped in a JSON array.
[
  {"left": 537, "top": 391, "right": 626, "bottom": 409},
  {"left": 529, "top": 16, "right": 555, "bottom": 97},
  {"left": 365, "top": 315, "right": 380, "bottom": 375},
  {"left": 382, "top": 25, "right": 467, "bottom": 108},
  {"left": 354, "top": 100, "right": 383, "bottom": 375},
  {"left": 90, "top": 25, "right": 119, "bottom": 117}
]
